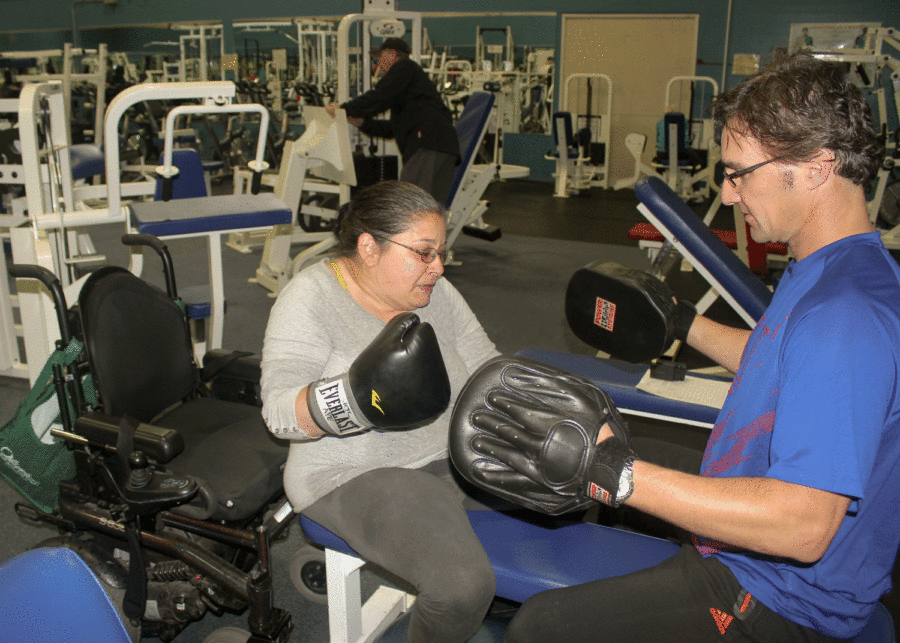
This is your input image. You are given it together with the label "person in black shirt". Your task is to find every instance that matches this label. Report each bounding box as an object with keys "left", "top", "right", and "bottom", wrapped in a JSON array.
[{"left": 326, "top": 38, "right": 461, "bottom": 205}]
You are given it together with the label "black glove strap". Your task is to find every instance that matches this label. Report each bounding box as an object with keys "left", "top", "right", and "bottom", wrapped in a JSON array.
[
  {"left": 583, "top": 438, "right": 637, "bottom": 507},
  {"left": 674, "top": 300, "right": 697, "bottom": 343}
]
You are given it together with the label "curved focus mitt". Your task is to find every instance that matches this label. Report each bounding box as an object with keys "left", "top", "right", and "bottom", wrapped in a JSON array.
[
  {"left": 566, "top": 262, "right": 696, "bottom": 362},
  {"left": 450, "top": 356, "right": 636, "bottom": 515}
]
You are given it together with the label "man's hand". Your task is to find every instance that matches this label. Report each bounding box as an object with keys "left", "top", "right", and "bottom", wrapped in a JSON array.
[{"left": 325, "top": 103, "right": 362, "bottom": 126}]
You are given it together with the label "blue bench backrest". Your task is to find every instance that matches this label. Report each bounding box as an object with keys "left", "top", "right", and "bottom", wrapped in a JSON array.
[
  {"left": 446, "top": 91, "right": 495, "bottom": 207},
  {"left": 635, "top": 176, "right": 773, "bottom": 322}
]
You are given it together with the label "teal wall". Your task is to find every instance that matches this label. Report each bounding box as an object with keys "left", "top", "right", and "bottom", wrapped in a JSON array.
[
  {"left": 2, "top": 1, "right": 897, "bottom": 178},
  {"left": 1, "top": 1, "right": 898, "bottom": 93}
]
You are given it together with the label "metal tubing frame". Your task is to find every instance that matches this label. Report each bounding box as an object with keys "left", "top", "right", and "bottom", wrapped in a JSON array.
[
  {"left": 103, "top": 81, "right": 237, "bottom": 231},
  {"left": 335, "top": 11, "right": 422, "bottom": 103}
]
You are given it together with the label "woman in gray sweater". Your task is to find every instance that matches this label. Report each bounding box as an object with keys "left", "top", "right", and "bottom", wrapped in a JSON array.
[{"left": 261, "top": 181, "right": 500, "bottom": 643}]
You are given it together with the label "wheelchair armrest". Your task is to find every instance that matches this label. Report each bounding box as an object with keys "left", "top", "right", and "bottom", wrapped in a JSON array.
[
  {"left": 202, "top": 349, "right": 262, "bottom": 407},
  {"left": 74, "top": 412, "right": 185, "bottom": 464}
]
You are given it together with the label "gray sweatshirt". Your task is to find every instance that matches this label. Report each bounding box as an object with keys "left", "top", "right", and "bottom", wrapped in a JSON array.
[{"left": 260, "top": 260, "right": 499, "bottom": 511}]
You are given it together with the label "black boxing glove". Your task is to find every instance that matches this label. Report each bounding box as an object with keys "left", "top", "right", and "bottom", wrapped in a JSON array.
[
  {"left": 450, "top": 357, "right": 637, "bottom": 514},
  {"left": 307, "top": 313, "right": 451, "bottom": 436}
]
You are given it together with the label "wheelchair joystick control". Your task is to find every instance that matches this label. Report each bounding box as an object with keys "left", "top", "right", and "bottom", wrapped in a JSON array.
[
  {"left": 121, "top": 450, "right": 199, "bottom": 515},
  {"left": 127, "top": 451, "right": 151, "bottom": 489}
]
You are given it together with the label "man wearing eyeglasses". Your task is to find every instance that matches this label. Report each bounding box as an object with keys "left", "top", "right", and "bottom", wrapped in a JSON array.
[
  {"left": 325, "top": 37, "right": 460, "bottom": 205},
  {"left": 461, "top": 51, "right": 900, "bottom": 643}
]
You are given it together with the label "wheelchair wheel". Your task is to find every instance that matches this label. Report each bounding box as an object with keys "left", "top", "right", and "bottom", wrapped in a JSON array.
[
  {"left": 31, "top": 535, "right": 141, "bottom": 642},
  {"left": 289, "top": 543, "right": 328, "bottom": 604},
  {"left": 202, "top": 626, "right": 251, "bottom": 643}
]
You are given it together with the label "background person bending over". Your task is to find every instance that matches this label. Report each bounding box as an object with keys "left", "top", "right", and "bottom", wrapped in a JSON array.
[
  {"left": 325, "top": 37, "right": 460, "bottom": 204},
  {"left": 452, "top": 51, "right": 900, "bottom": 642},
  {"left": 260, "top": 181, "right": 500, "bottom": 643}
]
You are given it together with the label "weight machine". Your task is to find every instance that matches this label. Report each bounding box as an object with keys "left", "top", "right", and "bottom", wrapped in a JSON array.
[
  {"left": 796, "top": 25, "right": 900, "bottom": 249},
  {"left": 617, "top": 76, "right": 720, "bottom": 204},
  {"left": 547, "top": 73, "right": 612, "bottom": 196}
]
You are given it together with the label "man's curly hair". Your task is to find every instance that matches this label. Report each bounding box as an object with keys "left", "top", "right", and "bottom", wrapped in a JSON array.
[{"left": 710, "top": 50, "right": 883, "bottom": 192}]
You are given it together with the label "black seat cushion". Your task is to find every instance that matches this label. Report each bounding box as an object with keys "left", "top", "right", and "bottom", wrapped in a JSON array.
[{"left": 155, "top": 398, "right": 288, "bottom": 522}]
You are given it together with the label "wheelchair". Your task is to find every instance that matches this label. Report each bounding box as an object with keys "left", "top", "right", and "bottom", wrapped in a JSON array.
[{"left": 9, "top": 234, "right": 293, "bottom": 643}]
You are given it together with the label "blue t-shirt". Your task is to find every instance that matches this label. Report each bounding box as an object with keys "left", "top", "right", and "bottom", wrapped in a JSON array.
[{"left": 693, "top": 232, "right": 900, "bottom": 638}]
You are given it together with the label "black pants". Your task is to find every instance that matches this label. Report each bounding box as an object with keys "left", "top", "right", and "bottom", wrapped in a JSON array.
[
  {"left": 504, "top": 544, "right": 847, "bottom": 643},
  {"left": 505, "top": 438, "right": 846, "bottom": 643},
  {"left": 399, "top": 148, "right": 458, "bottom": 206}
]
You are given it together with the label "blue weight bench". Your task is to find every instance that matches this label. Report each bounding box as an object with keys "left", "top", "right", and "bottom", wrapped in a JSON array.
[
  {"left": 298, "top": 510, "right": 680, "bottom": 643},
  {"left": 444, "top": 90, "right": 505, "bottom": 248},
  {"left": 300, "top": 509, "right": 896, "bottom": 642},
  {"left": 0, "top": 547, "right": 132, "bottom": 643},
  {"left": 129, "top": 193, "right": 291, "bottom": 360},
  {"left": 517, "top": 349, "right": 723, "bottom": 427},
  {"left": 636, "top": 175, "right": 772, "bottom": 325},
  {"left": 446, "top": 90, "right": 495, "bottom": 210},
  {"left": 69, "top": 143, "right": 106, "bottom": 181}
]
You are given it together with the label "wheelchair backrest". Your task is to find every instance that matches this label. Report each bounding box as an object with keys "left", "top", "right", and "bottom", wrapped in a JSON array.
[{"left": 78, "top": 266, "right": 197, "bottom": 422}]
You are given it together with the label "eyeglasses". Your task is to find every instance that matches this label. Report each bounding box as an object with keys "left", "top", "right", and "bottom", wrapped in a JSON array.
[
  {"left": 384, "top": 238, "right": 447, "bottom": 265},
  {"left": 723, "top": 157, "right": 783, "bottom": 188}
]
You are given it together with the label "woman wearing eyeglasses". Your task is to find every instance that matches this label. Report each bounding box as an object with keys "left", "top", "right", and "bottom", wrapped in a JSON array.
[{"left": 260, "top": 180, "right": 501, "bottom": 643}]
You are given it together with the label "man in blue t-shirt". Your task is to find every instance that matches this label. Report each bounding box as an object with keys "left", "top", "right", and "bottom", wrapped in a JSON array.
[{"left": 466, "top": 52, "right": 900, "bottom": 642}]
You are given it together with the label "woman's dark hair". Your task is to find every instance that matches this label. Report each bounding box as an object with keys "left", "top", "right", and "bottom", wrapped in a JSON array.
[
  {"left": 332, "top": 180, "right": 447, "bottom": 257},
  {"left": 710, "top": 50, "right": 883, "bottom": 191}
]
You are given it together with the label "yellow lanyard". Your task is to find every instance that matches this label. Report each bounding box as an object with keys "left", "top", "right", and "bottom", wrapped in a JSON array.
[{"left": 330, "top": 259, "right": 349, "bottom": 292}]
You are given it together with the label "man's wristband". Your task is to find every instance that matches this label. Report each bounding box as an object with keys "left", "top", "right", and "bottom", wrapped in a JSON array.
[
  {"left": 674, "top": 300, "right": 697, "bottom": 343},
  {"left": 584, "top": 438, "right": 637, "bottom": 508},
  {"left": 615, "top": 458, "right": 635, "bottom": 505}
]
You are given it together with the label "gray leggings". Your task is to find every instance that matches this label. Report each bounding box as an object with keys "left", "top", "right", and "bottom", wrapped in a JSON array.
[{"left": 301, "top": 459, "right": 497, "bottom": 643}]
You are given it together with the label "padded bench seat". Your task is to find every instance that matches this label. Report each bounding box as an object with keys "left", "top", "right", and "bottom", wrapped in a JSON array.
[
  {"left": 299, "top": 509, "right": 680, "bottom": 605},
  {"left": 629, "top": 221, "right": 788, "bottom": 255},
  {"left": 129, "top": 193, "right": 292, "bottom": 237},
  {"left": 70, "top": 143, "right": 106, "bottom": 181}
]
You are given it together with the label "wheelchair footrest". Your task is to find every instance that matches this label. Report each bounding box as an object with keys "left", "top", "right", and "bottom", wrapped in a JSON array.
[{"left": 462, "top": 224, "right": 502, "bottom": 242}]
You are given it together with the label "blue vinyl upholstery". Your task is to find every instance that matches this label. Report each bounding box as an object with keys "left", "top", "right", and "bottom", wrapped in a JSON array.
[{"left": 0, "top": 547, "right": 131, "bottom": 643}]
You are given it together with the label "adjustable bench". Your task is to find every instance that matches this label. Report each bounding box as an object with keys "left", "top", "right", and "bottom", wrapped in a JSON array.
[
  {"left": 520, "top": 175, "right": 773, "bottom": 429},
  {"left": 444, "top": 90, "right": 504, "bottom": 248}
]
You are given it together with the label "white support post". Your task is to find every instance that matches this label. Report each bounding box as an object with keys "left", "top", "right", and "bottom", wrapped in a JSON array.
[{"left": 323, "top": 548, "right": 414, "bottom": 643}]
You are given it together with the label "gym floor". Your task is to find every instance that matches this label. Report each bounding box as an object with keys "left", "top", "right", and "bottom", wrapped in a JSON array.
[{"left": 0, "top": 177, "right": 897, "bottom": 640}]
